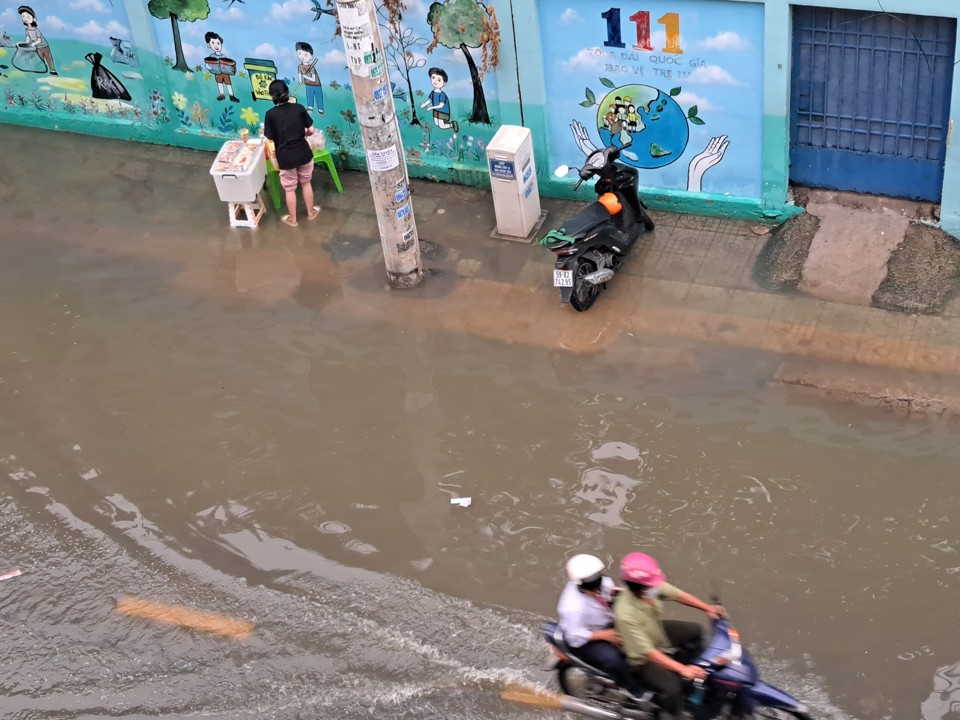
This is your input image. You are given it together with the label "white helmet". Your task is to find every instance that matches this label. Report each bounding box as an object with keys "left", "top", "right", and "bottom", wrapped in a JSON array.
[{"left": 565, "top": 554, "right": 604, "bottom": 585}]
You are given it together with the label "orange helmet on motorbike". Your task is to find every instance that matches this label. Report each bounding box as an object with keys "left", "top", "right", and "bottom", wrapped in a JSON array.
[{"left": 598, "top": 192, "right": 622, "bottom": 215}]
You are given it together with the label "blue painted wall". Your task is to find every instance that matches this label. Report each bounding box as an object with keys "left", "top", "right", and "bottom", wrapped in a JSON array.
[
  {"left": 529, "top": 0, "right": 769, "bottom": 218},
  {"left": 541, "top": 1, "right": 764, "bottom": 196}
]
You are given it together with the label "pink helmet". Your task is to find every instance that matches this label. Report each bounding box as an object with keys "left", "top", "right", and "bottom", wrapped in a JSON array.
[{"left": 620, "top": 552, "right": 665, "bottom": 586}]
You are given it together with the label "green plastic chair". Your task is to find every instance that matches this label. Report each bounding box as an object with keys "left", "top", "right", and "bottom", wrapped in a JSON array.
[
  {"left": 265, "top": 148, "right": 343, "bottom": 212},
  {"left": 312, "top": 148, "right": 343, "bottom": 193}
]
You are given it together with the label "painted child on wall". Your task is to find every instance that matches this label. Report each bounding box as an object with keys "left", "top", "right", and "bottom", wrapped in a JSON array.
[
  {"left": 204, "top": 31, "right": 239, "bottom": 102},
  {"left": 604, "top": 109, "right": 621, "bottom": 135},
  {"left": 295, "top": 42, "right": 323, "bottom": 115},
  {"left": 18, "top": 5, "right": 57, "bottom": 75},
  {"left": 420, "top": 67, "right": 458, "bottom": 134},
  {"left": 616, "top": 99, "right": 628, "bottom": 127}
]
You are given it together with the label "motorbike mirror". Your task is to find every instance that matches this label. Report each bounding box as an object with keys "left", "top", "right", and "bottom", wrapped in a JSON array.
[{"left": 553, "top": 165, "right": 571, "bottom": 178}]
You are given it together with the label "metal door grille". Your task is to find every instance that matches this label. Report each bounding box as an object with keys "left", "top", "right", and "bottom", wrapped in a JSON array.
[{"left": 790, "top": 7, "right": 956, "bottom": 201}]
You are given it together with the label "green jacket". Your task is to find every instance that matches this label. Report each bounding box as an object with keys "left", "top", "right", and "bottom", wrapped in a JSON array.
[{"left": 613, "top": 581, "right": 683, "bottom": 666}]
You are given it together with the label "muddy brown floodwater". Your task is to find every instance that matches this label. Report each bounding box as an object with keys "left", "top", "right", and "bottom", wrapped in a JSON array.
[{"left": 1, "top": 128, "right": 959, "bottom": 720}]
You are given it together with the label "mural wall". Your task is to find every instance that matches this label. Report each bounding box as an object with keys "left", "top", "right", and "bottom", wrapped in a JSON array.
[
  {"left": 9, "top": 1, "right": 960, "bottom": 227},
  {"left": 0, "top": 0, "right": 504, "bottom": 177},
  {"left": 540, "top": 0, "right": 764, "bottom": 199},
  {"left": 0, "top": 1, "right": 147, "bottom": 125},
  {"left": 0, "top": 0, "right": 774, "bottom": 210}
]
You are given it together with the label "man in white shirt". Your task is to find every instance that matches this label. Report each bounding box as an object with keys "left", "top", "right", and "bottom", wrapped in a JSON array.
[{"left": 557, "top": 554, "right": 640, "bottom": 696}]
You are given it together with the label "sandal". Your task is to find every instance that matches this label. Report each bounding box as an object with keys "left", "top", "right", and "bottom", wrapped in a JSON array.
[
  {"left": 306, "top": 206, "right": 321, "bottom": 221},
  {"left": 281, "top": 214, "right": 298, "bottom": 227}
]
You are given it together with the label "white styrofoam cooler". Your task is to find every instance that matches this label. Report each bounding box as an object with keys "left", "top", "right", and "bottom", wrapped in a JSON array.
[
  {"left": 486, "top": 125, "right": 541, "bottom": 239},
  {"left": 210, "top": 140, "right": 267, "bottom": 203}
]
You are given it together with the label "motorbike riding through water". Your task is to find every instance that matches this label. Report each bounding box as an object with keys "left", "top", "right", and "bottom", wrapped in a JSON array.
[
  {"left": 539, "top": 140, "right": 655, "bottom": 311},
  {"left": 540, "top": 600, "right": 813, "bottom": 720}
]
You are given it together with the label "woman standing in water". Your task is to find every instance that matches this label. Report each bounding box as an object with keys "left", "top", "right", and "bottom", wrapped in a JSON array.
[
  {"left": 263, "top": 79, "right": 320, "bottom": 228},
  {"left": 19, "top": 5, "right": 57, "bottom": 76}
]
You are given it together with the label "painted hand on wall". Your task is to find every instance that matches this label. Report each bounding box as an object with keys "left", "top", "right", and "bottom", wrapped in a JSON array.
[
  {"left": 570, "top": 119, "right": 597, "bottom": 157},
  {"left": 687, "top": 135, "right": 730, "bottom": 194},
  {"left": 568, "top": 120, "right": 729, "bottom": 193},
  {"left": 570, "top": 119, "right": 637, "bottom": 162}
]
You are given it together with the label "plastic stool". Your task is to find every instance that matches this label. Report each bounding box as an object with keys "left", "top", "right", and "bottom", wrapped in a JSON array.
[
  {"left": 264, "top": 150, "right": 343, "bottom": 212},
  {"left": 227, "top": 192, "right": 266, "bottom": 228}
]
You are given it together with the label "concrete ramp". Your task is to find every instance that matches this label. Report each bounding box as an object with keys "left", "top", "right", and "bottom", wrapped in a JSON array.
[{"left": 798, "top": 190, "right": 921, "bottom": 305}]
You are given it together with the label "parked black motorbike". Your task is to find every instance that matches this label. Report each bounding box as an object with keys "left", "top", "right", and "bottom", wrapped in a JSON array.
[{"left": 539, "top": 142, "right": 655, "bottom": 311}]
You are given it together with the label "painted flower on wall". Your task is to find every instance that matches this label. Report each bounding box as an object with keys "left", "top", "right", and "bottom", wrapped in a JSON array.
[
  {"left": 148, "top": 88, "right": 171, "bottom": 125},
  {"left": 190, "top": 101, "right": 210, "bottom": 126},
  {"left": 240, "top": 107, "right": 260, "bottom": 127},
  {"left": 172, "top": 92, "right": 188, "bottom": 111}
]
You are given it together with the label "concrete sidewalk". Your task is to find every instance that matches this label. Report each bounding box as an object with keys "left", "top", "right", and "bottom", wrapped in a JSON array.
[{"left": 4, "top": 125, "right": 960, "bottom": 412}]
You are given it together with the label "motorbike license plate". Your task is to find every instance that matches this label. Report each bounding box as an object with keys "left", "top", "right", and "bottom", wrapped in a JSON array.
[{"left": 553, "top": 269, "right": 573, "bottom": 287}]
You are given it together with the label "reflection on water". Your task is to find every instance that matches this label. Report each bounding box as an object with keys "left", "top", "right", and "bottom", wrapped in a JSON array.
[
  {"left": 4, "top": 318, "right": 960, "bottom": 719},
  {"left": 923, "top": 661, "right": 960, "bottom": 720},
  {"left": 574, "top": 468, "right": 640, "bottom": 527},
  {"left": 4, "top": 333, "right": 957, "bottom": 719}
]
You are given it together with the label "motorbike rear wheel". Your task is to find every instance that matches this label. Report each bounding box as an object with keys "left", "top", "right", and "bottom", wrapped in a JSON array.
[
  {"left": 754, "top": 707, "right": 812, "bottom": 720},
  {"left": 557, "top": 662, "right": 604, "bottom": 699},
  {"left": 569, "top": 260, "right": 601, "bottom": 312}
]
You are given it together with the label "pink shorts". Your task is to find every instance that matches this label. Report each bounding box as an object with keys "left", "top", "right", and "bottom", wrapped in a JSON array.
[{"left": 279, "top": 161, "right": 314, "bottom": 191}]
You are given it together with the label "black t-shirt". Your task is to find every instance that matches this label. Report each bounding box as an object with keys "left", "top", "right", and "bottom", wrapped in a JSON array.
[{"left": 263, "top": 102, "right": 314, "bottom": 170}]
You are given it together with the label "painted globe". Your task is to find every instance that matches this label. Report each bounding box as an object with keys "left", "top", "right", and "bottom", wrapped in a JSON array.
[{"left": 596, "top": 85, "right": 689, "bottom": 170}]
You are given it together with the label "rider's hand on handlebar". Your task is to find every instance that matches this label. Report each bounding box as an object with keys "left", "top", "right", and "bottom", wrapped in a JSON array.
[
  {"left": 681, "top": 665, "right": 708, "bottom": 681},
  {"left": 706, "top": 604, "right": 727, "bottom": 619}
]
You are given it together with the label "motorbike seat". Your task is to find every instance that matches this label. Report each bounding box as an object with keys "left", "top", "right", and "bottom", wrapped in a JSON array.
[
  {"left": 560, "top": 202, "right": 613, "bottom": 240},
  {"left": 542, "top": 230, "right": 578, "bottom": 251},
  {"left": 542, "top": 621, "right": 573, "bottom": 653}
]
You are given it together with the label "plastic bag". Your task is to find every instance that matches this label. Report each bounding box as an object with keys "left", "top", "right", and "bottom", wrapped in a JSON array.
[
  {"left": 86, "top": 52, "right": 131, "bottom": 101},
  {"left": 307, "top": 129, "right": 326, "bottom": 151}
]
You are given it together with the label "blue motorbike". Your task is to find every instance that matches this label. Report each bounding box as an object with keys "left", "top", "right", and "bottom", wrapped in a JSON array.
[{"left": 542, "top": 605, "right": 812, "bottom": 720}]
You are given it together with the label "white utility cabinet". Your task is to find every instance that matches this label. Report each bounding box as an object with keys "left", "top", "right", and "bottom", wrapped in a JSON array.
[{"left": 486, "top": 125, "right": 541, "bottom": 239}]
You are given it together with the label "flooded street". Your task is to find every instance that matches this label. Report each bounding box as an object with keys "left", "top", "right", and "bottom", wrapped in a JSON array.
[{"left": 2, "top": 128, "right": 959, "bottom": 720}]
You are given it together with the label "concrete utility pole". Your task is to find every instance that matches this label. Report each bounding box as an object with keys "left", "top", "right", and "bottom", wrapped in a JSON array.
[{"left": 334, "top": 0, "right": 423, "bottom": 289}]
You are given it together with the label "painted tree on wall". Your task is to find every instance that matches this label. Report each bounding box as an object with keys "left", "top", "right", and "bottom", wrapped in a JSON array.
[
  {"left": 377, "top": 4, "right": 428, "bottom": 126},
  {"left": 426, "top": 0, "right": 499, "bottom": 124},
  {"left": 147, "top": 0, "right": 211, "bottom": 73}
]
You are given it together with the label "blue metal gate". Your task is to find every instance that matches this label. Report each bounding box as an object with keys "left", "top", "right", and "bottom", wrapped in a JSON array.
[{"left": 790, "top": 7, "right": 956, "bottom": 201}]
